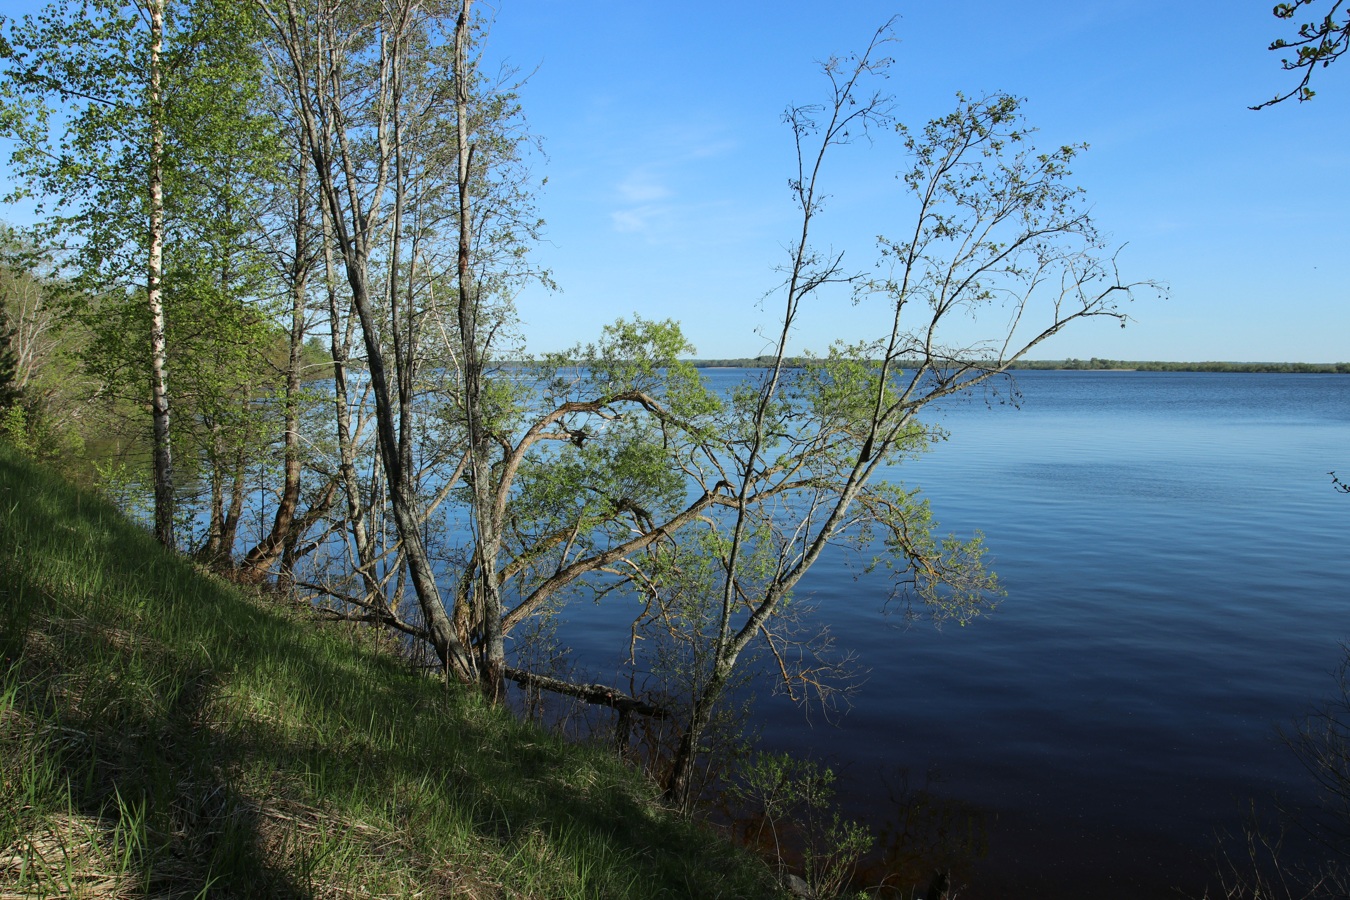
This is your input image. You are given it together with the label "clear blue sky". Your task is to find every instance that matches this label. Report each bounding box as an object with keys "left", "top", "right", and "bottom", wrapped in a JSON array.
[
  {"left": 489, "top": 1, "right": 1350, "bottom": 362},
  {"left": 4, "top": 1, "right": 1348, "bottom": 361}
]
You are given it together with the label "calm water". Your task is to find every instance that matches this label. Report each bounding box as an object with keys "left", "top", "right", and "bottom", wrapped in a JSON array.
[{"left": 552, "top": 369, "right": 1350, "bottom": 898}]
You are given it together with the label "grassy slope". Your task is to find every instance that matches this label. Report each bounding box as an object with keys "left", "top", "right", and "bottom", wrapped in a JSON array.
[{"left": 0, "top": 445, "right": 778, "bottom": 899}]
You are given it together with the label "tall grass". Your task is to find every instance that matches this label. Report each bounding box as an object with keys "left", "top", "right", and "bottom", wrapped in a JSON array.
[{"left": 0, "top": 444, "right": 779, "bottom": 898}]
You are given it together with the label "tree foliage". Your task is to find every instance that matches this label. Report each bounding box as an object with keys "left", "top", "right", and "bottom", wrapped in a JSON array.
[
  {"left": 0, "top": 10, "right": 1160, "bottom": 873},
  {"left": 653, "top": 29, "right": 1157, "bottom": 805},
  {"left": 1, "top": 0, "right": 282, "bottom": 547},
  {"left": 0, "top": 228, "right": 91, "bottom": 463},
  {"left": 1256, "top": 0, "right": 1350, "bottom": 107}
]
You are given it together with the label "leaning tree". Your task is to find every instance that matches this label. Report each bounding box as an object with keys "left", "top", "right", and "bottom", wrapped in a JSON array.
[{"left": 649, "top": 29, "right": 1160, "bottom": 807}]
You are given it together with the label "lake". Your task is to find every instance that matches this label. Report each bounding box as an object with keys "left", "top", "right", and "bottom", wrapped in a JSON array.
[{"left": 548, "top": 369, "right": 1350, "bottom": 898}]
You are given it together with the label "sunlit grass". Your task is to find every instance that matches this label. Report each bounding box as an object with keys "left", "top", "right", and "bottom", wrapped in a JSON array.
[{"left": 0, "top": 443, "right": 778, "bottom": 898}]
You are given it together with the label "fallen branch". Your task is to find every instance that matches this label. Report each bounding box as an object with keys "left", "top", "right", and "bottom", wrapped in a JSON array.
[{"left": 502, "top": 667, "right": 669, "bottom": 719}]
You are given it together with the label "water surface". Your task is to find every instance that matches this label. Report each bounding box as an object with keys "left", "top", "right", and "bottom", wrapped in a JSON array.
[{"left": 557, "top": 370, "right": 1350, "bottom": 897}]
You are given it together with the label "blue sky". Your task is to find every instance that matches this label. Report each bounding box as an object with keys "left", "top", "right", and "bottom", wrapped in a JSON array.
[
  {"left": 4, "top": 1, "right": 1348, "bottom": 361},
  {"left": 488, "top": 1, "right": 1350, "bottom": 361}
]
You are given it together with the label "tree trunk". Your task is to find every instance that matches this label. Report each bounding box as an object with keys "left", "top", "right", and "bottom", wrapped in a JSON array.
[
  {"left": 262, "top": 0, "right": 477, "bottom": 682},
  {"left": 453, "top": 0, "right": 505, "bottom": 702},
  {"left": 664, "top": 662, "right": 732, "bottom": 811},
  {"left": 239, "top": 157, "right": 310, "bottom": 583},
  {"left": 147, "top": 0, "right": 175, "bottom": 551},
  {"left": 219, "top": 444, "right": 247, "bottom": 557},
  {"left": 198, "top": 423, "right": 225, "bottom": 563},
  {"left": 320, "top": 203, "right": 382, "bottom": 606},
  {"left": 348, "top": 254, "right": 475, "bottom": 682}
]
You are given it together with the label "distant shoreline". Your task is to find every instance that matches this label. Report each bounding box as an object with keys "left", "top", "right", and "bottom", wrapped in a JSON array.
[
  {"left": 681, "top": 358, "right": 1350, "bottom": 374},
  {"left": 502, "top": 359, "right": 1350, "bottom": 374}
]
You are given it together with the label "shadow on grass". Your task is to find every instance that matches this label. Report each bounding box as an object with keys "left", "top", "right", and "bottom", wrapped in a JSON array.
[
  {"left": 0, "top": 448, "right": 773, "bottom": 898},
  {"left": 1, "top": 556, "right": 307, "bottom": 896}
]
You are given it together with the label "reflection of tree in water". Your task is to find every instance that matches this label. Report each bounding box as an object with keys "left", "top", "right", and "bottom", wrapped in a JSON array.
[
  {"left": 1287, "top": 657, "right": 1350, "bottom": 866},
  {"left": 861, "top": 767, "right": 988, "bottom": 898},
  {"left": 711, "top": 756, "right": 988, "bottom": 899},
  {"left": 1212, "top": 652, "right": 1350, "bottom": 899},
  {"left": 490, "top": 628, "right": 989, "bottom": 900}
]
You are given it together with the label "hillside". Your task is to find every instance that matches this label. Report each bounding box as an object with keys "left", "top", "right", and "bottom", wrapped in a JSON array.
[{"left": 0, "top": 445, "right": 779, "bottom": 898}]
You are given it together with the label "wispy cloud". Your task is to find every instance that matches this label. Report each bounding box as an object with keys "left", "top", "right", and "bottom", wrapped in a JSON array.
[
  {"left": 616, "top": 170, "right": 674, "bottom": 204},
  {"left": 610, "top": 167, "right": 677, "bottom": 235},
  {"left": 611, "top": 206, "right": 665, "bottom": 233},
  {"left": 603, "top": 120, "right": 742, "bottom": 237}
]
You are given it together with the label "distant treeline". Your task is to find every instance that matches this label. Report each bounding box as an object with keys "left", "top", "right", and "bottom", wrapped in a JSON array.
[
  {"left": 1004, "top": 358, "right": 1350, "bottom": 373},
  {"left": 690, "top": 357, "right": 808, "bottom": 368},
  {"left": 688, "top": 357, "right": 1350, "bottom": 374},
  {"left": 507, "top": 357, "right": 1350, "bottom": 374}
]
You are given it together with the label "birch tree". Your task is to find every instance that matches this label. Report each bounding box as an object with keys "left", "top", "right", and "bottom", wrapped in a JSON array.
[
  {"left": 0, "top": 0, "right": 176, "bottom": 544},
  {"left": 0, "top": 0, "right": 277, "bottom": 550}
]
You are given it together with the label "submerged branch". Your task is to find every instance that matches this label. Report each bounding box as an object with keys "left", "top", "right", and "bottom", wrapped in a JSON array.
[{"left": 503, "top": 667, "right": 670, "bottom": 718}]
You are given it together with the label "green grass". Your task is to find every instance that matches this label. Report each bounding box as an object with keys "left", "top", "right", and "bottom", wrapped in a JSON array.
[{"left": 0, "top": 444, "right": 780, "bottom": 899}]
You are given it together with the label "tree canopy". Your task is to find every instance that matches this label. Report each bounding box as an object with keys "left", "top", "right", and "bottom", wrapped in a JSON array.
[{"left": 0, "top": 1, "right": 1157, "bottom": 859}]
